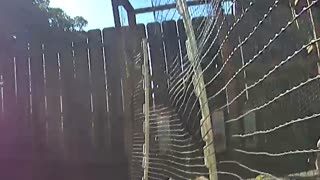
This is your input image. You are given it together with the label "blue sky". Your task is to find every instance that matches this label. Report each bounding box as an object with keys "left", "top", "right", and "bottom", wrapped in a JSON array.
[
  {"left": 49, "top": 0, "right": 219, "bottom": 30},
  {"left": 50, "top": 0, "right": 115, "bottom": 30},
  {"left": 50, "top": 0, "right": 157, "bottom": 30}
]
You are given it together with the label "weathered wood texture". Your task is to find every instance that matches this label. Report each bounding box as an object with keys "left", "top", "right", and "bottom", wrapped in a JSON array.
[
  {"left": 103, "top": 27, "right": 125, "bottom": 164},
  {"left": 147, "top": 23, "right": 169, "bottom": 106},
  {"left": 1, "top": 10, "right": 319, "bottom": 179},
  {"left": 0, "top": 29, "right": 124, "bottom": 166}
]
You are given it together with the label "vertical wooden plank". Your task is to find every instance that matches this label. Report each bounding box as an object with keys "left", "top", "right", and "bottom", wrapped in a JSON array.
[
  {"left": 2, "top": 38, "right": 16, "bottom": 120},
  {"left": 43, "top": 38, "right": 63, "bottom": 160},
  {"left": 120, "top": 26, "right": 133, "bottom": 162},
  {"left": 121, "top": 24, "right": 146, "bottom": 179},
  {"left": 103, "top": 27, "right": 126, "bottom": 165},
  {"left": 147, "top": 23, "right": 168, "bottom": 106},
  {"left": 119, "top": 27, "right": 128, "bottom": 165},
  {"left": 227, "top": 18, "right": 245, "bottom": 146},
  {"left": 0, "top": 36, "right": 15, "bottom": 157},
  {"left": 177, "top": 19, "right": 189, "bottom": 112},
  {"left": 218, "top": 16, "right": 246, "bottom": 175},
  {"left": 178, "top": 19, "right": 187, "bottom": 66},
  {"left": 14, "top": 39, "right": 32, "bottom": 159},
  {"left": 87, "top": 29, "right": 108, "bottom": 162},
  {"left": 162, "top": 21, "right": 182, "bottom": 72},
  {"left": 30, "top": 40, "right": 47, "bottom": 160},
  {"left": 59, "top": 32, "right": 76, "bottom": 161},
  {"left": 162, "top": 20, "right": 182, "bottom": 80},
  {"left": 164, "top": 20, "right": 188, "bottom": 121},
  {"left": 0, "top": 36, "right": 17, "bottom": 159},
  {"left": 72, "top": 34, "right": 93, "bottom": 162},
  {"left": 0, "top": 39, "right": 4, "bottom": 142},
  {"left": 146, "top": 23, "right": 174, "bottom": 179},
  {"left": 0, "top": 35, "right": 4, "bottom": 125}
]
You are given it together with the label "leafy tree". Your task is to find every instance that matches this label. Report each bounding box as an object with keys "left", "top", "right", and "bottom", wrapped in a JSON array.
[
  {"left": 33, "top": 0, "right": 88, "bottom": 31},
  {"left": 33, "top": 0, "right": 50, "bottom": 9},
  {"left": 73, "top": 16, "right": 88, "bottom": 31}
]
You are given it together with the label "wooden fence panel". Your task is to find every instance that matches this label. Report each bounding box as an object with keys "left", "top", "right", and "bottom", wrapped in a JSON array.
[
  {"left": 30, "top": 40, "right": 47, "bottom": 160},
  {"left": 163, "top": 21, "right": 184, "bottom": 111},
  {"left": 103, "top": 27, "right": 126, "bottom": 164},
  {"left": 162, "top": 21, "right": 182, "bottom": 73},
  {"left": 87, "top": 29, "right": 109, "bottom": 162},
  {"left": 119, "top": 25, "right": 146, "bottom": 179},
  {"left": 43, "top": 39, "right": 64, "bottom": 160},
  {"left": 0, "top": 38, "right": 18, "bottom": 159},
  {"left": 2, "top": 40, "right": 16, "bottom": 121},
  {"left": 59, "top": 32, "right": 77, "bottom": 161},
  {"left": 0, "top": 35, "right": 5, "bottom": 124},
  {"left": 0, "top": 34, "right": 6, "bottom": 144},
  {"left": 14, "top": 40, "right": 32, "bottom": 159},
  {"left": 72, "top": 35, "right": 93, "bottom": 162},
  {"left": 178, "top": 19, "right": 187, "bottom": 65},
  {"left": 117, "top": 27, "right": 130, "bottom": 163},
  {"left": 147, "top": 23, "right": 168, "bottom": 106}
]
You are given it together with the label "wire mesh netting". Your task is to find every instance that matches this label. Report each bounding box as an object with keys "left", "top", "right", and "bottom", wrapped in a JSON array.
[
  {"left": 150, "top": 0, "right": 214, "bottom": 22},
  {"left": 131, "top": 78, "right": 209, "bottom": 179},
  {"left": 129, "top": 0, "right": 320, "bottom": 179}
]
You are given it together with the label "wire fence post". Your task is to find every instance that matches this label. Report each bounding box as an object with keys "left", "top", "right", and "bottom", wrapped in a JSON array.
[
  {"left": 306, "top": 0, "right": 320, "bottom": 74},
  {"left": 176, "top": 0, "right": 218, "bottom": 179},
  {"left": 142, "top": 38, "right": 150, "bottom": 180}
]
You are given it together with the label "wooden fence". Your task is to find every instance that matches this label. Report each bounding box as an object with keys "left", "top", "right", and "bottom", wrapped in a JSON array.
[
  {"left": 0, "top": 20, "right": 197, "bottom": 179},
  {"left": 0, "top": 26, "right": 144, "bottom": 166},
  {"left": 1, "top": 10, "right": 320, "bottom": 179}
]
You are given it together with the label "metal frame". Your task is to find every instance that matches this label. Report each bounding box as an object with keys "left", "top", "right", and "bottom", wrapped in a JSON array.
[
  {"left": 111, "top": 0, "right": 213, "bottom": 27},
  {"left": 135, "top": 1, "right": 210, "bottom": 14},
  {"left": 112, "top": 0, "right": 136, "bottom": 27}
]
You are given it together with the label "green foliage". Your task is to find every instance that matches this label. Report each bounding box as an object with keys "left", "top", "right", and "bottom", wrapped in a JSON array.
[
  {"left": 33, "top": 0, "right": 88, "bottom": 31},
  {"left": 73, "top": 16, "right": 89, "bottom": 31},
  {"left": 33, "top": 0, "right": 50, "bottom": 9}
]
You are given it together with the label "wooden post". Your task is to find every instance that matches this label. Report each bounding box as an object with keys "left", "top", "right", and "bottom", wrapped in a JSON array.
[
  {"left": 176, "top": 0, "right": 218, "bottom": 179},
  {"left": 306, "top": 0, "right": 320, "bottom": 74},
  {"left": 142, "top": 38, "right": 150, "bottom": 180}
]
